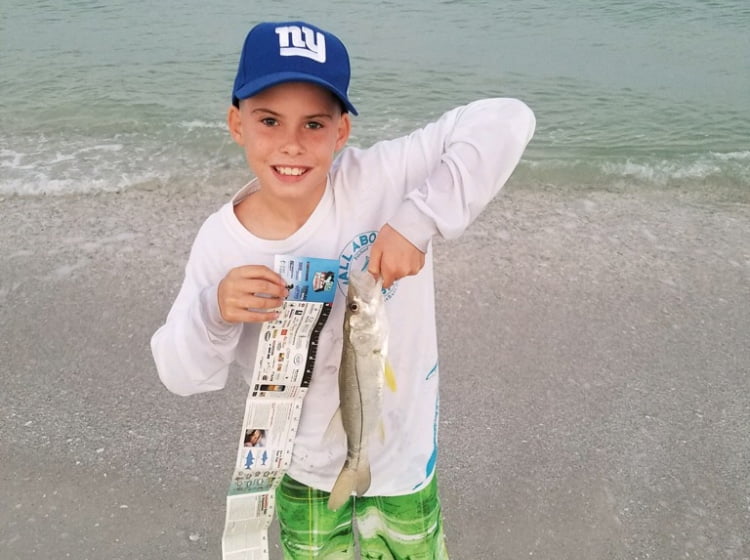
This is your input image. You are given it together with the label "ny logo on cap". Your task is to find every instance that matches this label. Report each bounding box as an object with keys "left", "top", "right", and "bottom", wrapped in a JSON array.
[{"left": 275, "top": 25, "right": 326, "bottom": 63}]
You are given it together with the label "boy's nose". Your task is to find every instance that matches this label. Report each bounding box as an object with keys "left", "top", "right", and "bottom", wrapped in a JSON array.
[{"left": 280, "top": 129, "right": 304, "bottom": 155}]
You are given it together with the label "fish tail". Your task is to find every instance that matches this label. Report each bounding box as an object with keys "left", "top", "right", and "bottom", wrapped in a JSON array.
[
  {"left": 328, "top": 465, "right": 358, "bottom": 511},
  {"left": 355, "top": 459, "right": 371, "bottom": 496},
  {"left": 327, "top": 458, "right": 372, "bottom": 511}
]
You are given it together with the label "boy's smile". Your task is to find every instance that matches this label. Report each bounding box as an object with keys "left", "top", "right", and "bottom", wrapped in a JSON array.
[
  {"left": 276, "top": 166, "right": 307, "bottom": 177},
  {"left": 228, "top": 81, "right": 351, "bottom": 229}
]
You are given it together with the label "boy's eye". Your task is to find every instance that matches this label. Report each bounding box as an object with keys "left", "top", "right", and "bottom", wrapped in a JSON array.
[
  {"left": 260, "top": 117, "right": 278, "bottom": 127},
  {"left": 306, "top": 121, "right": 323, "bottom": 130}
]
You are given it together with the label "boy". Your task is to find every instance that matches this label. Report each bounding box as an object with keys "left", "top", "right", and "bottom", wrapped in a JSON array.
[{"left": 152, "top": 20, "right": 535, "bottom": 559}]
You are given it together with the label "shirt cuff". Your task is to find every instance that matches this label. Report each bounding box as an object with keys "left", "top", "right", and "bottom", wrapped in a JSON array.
[
  {"left": 199, "top": 284, "right": 241, "bottom": 342},
  {"left": 387, "top": 199, "right": 437, "bottom": 253}
]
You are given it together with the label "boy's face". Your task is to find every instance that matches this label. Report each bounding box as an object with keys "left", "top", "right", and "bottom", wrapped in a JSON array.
[{"left": 228, "top": 82, "right": 351, "bottom": 206}]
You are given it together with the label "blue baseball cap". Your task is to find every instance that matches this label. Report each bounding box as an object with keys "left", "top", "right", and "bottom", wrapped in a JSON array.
[{"left": 232, "top": 21, "right": 358, "bottom": 115}]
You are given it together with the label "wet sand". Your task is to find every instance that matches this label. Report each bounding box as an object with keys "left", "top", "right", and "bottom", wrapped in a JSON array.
[{"left": 1, "top": 181, "right": 748, "bottom": 559}]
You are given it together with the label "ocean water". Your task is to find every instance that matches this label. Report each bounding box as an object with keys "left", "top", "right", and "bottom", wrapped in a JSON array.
[{"left": 1, "top": 0, "right": 748, "bottom": 197}]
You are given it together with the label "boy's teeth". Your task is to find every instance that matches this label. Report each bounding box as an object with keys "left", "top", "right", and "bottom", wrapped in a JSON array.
[{"left": 276, "top": 167, "right": 305, "bottom": 176}]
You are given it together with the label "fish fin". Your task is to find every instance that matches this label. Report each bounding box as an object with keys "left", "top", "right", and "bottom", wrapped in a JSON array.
[
  {"left": 384, "top": 361, "right": 397, "bottom": 392},
  {"left": 323, "top": 407, "right": 345, "bottom": 446},
  {"left": 328, "top": 464, "right": 357, "bottom": 511}
]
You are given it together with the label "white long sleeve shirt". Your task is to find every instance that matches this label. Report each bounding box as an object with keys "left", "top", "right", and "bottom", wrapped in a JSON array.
[{"left": 152, "top": 98, "right": 535, "bottom": 495}]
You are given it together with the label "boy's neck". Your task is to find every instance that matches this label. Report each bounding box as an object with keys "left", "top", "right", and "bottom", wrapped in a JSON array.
[{"left": 234, "top": 187, "right": 324, "bottom": 240}]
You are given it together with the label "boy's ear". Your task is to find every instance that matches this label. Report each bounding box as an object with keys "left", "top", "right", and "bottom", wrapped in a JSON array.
[
  {"left": 227, "top": 104, "right": 244, "bottom": 145},
  {"left": 335, "top": 112, "right": 352, "bottom": 152}
]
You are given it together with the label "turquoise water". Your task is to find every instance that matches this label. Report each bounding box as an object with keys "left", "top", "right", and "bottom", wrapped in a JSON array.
[{"left": 1, "top": 0, "right": 748, "bottom": 196}]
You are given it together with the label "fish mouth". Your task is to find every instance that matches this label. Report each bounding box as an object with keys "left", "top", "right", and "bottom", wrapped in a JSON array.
[{"left": 348, "top": 269, "right": 382, "bottom": 299}]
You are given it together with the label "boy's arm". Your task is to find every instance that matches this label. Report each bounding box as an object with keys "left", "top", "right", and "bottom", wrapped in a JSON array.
[
  {"left": 150, "top": 220, "right": 242, "bottom": 397},
  {"left": 150, "top": 220, "right": 285, "bottom": 397},
  {"left": 365, "top": 98, "right": 535, "bottom": 285},
  {"left": 151, "top": 275, "right": 241, "bottom": 396}
]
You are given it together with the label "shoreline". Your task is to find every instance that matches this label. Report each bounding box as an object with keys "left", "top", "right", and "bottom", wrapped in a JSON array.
[{"left": 2, "top": 169, "right": 749, "bottom": 206}]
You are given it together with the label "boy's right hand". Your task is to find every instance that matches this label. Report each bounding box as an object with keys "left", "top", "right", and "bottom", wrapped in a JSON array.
[{"left": 217, "top": 265, "right": 288, "bottom": 323}]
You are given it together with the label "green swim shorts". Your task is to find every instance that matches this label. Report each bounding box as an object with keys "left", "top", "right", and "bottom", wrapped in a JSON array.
[{"left": 275, "top": 474, "right": 450, "bottom": 559}]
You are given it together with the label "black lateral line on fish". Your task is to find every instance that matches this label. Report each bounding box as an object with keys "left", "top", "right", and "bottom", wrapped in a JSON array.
[{"left": 355, "top": 359, "right": 365, "bottom": 463}]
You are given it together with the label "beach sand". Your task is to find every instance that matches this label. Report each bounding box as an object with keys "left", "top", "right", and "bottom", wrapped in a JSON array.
[{"left": 1, "top": 181, "right": 748, "bottom": 559}]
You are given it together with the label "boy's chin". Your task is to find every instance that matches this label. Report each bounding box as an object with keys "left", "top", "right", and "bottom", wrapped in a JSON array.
[{"left": 259, "top": 180, "right": 327, "bottom": 201}]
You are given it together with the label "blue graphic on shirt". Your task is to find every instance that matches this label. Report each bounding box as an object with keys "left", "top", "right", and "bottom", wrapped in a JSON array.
[
  {"left": 424, "top": 393, "right": 439, "bottom": 478},
  {"left": 414, "top": 362, "right": 439, "bottom": 490},
  {"left": 338, "top": 230, "right": 397, "bottom": 301},
  {"left": 261, "top": 450, "right": 269, "bottom": 466},
  {"left": 244, "top": 450, "right": 254, "bottom": 469}
]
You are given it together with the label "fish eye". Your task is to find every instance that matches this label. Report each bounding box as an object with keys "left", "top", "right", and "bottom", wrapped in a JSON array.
[{"left": 348, "top": 302, "right": 359, "bottom": 313}]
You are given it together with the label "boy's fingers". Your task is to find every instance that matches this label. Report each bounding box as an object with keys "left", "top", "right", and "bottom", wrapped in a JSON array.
[
  {"left": 228, "top": 268, "right": 288, "bottom": 298},
  {"left": 384, "top": 265, "right": 401, "bottom": 289},
  {"left": 224, "top": 307, "right": 280, "bottom": 324},
  {"left": 369, "top": 245, "right": 397, "bottom": 286},
  {"left": 237, "top": 293, "right": 283, "bottom": 310},
  {"left": 249, "top": 279, "right": 288, "bottom": 298},
  {"left": 234, "top": 265, "right": 287, "bottom": 287},
  {"left": 367, "top": 245, "right": 382, "bottom": 278},
  {"left": 220, "top": 289, "right": 284, "bottom": 323},
  {"left": 219, "top": 265, "right": 290, "bottom": 323}
]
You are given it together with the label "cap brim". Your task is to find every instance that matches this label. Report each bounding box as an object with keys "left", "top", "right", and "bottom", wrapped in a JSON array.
[{"left": 233, "top": 72, "right": 358, "bottom": 115}]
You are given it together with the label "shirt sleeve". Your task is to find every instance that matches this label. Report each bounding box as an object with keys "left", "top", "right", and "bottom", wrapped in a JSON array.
[
  {"left": 150, "top": 215, "right": 244, "bottom": 397},
  {"left": 364, "top": 98, "right": 536, "bottom": 252}
]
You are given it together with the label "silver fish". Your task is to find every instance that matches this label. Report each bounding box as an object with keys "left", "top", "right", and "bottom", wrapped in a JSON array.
[{"left": 327, "top": 270, "right": 390, "bottom": 511}]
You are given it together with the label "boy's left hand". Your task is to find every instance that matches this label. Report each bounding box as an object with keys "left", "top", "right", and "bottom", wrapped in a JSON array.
[{"left": 368, "top": 224, "right": 425, "bottom": 289}]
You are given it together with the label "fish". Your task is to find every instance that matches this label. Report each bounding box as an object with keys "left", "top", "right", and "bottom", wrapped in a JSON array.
[{"left": 327, "top": 269, "right": 394, "bottom": 511}]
